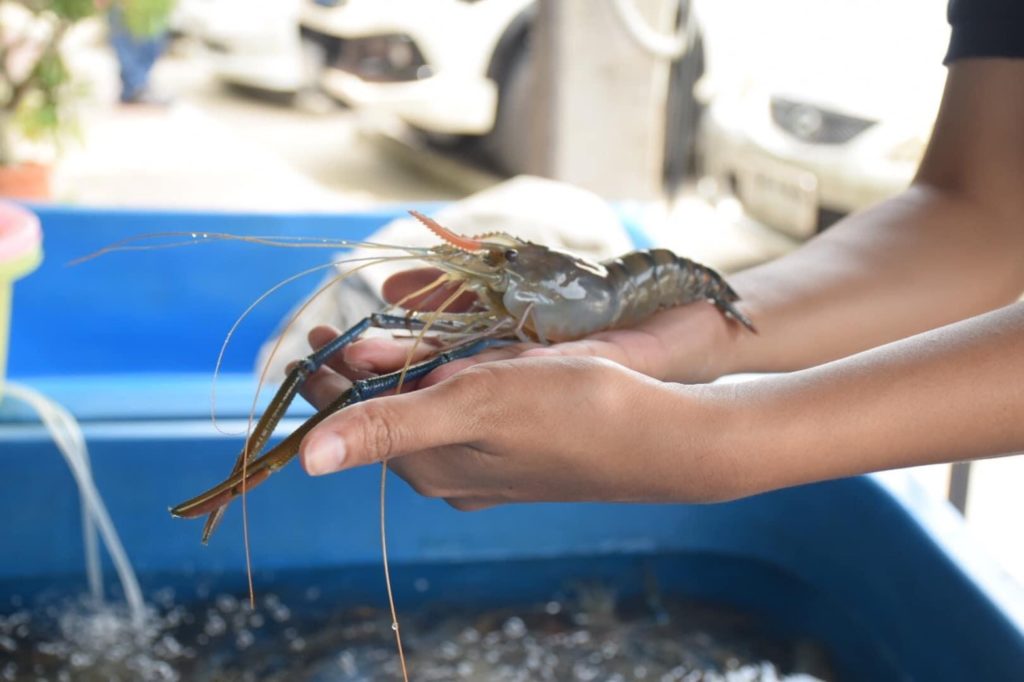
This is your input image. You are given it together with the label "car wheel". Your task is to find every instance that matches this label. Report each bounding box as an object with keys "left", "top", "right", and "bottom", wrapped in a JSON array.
[
  {"left": 663, "top": 26, "right": 705, "bottom": 194},
  {"left": 411, "top": 13, "right": 534, "bottom": 176},
  {"left": 478, "top": 30, "right": 534, "bottom": 177}
]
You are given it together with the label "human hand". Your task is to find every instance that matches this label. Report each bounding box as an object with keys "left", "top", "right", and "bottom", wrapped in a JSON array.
[
  {"left": 300, "top": 267, "right": 743, "bottom": 407},
  {"left": 298, "top": 356, "right": 737, "bottom": 508}
]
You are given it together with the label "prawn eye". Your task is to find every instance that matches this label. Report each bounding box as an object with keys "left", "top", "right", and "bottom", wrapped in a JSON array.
[{"left": 504, "top": 248, "right": 519, "bottom": 262}]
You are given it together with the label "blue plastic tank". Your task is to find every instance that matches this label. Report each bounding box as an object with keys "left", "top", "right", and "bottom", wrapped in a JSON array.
[{"left": 1, "top": 205, "right": 1022, "bottom": 680}]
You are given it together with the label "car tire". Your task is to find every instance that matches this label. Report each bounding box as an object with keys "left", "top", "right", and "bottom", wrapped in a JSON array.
[
  {"left": 477, "top": 35, "right": 534, "bottom": 177},
  {"left": 410, "top": 14, "right": 533, "bottom": 176},
  {"left": 663, "top": 25, "right": 705, "bottom": 194},
  {"left": 458, "top": 2, "right": 538, "bottom": 177}
]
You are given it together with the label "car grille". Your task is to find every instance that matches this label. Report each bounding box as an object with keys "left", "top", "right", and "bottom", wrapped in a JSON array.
[{"left": 770, "top": 97, "right": 875, "bottom": 145}]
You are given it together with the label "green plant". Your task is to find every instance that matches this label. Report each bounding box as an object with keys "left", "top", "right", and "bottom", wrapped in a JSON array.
[
  {"left": 0, "top": 0, "right": 97, "bottom": 166},
  {"left": 0, "top": 0, "right": 174, "bottom": 166},
  {"left": 118, "top": 0, "right": 174, "bottom": 39}
]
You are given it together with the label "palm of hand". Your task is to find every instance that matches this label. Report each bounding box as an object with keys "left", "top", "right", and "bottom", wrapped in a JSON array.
[{"left": 299, "top": 267, "right": 722, "bottom": 410}]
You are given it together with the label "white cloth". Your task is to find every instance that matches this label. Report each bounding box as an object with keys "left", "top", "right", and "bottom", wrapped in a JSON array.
[{"left": 257, "top": 176, "right": 635, "bottom": 381}]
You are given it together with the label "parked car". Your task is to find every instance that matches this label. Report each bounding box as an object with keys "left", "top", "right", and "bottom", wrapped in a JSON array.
[
  {"left": 303, "top": 0, "right": 532, "bottom": 133},
  {"left": 300, "top": 0, "right": 705, "bottom": 182},
  {"left": 299, "top": 0, "right": 536, "bottom": 175},
  {"left": 696, "top": 0, "right": 950, "bottom": 240},
  {"left": 176, "top": 0, "right": 705, "bottom": 184},
  {"left": 173, "top": 0, "right": 311, "bottom": 95}
]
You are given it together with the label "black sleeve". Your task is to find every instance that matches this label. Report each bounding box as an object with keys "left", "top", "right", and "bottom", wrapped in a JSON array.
[{"left": 945, "top": 0, "right": 1024, "bottom": 62}]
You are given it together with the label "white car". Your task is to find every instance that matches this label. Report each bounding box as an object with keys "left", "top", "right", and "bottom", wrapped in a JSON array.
[
  {"left": 300, "top": 0, "right": 536, "bottom": 173},
  {"left": 697, "top": 0, "right": 950, "bottom": 240},
  {"left": 300, "top": 0, "right": 705, "bottom": 180},
  {"left": 303, "top": 0, "right": 533, "bottom": 135},
  {"left": 174, "top": 0, "right": 310, "bottom": 94}
]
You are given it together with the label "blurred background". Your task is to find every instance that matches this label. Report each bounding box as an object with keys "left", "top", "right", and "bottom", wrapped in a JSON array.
[{"left": 1, "top": 0, "right": 1021, "bottom": 587}]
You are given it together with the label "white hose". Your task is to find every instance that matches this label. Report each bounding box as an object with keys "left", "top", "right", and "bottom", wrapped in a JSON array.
[
  {"left": 3, "top": 382, "right": 145, "bottom": 628},
  {"left": 608, "top": 0, "right": 696, "bottom": 60}
]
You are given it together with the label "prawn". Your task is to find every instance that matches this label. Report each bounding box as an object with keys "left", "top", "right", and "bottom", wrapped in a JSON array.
[{"left": 169, "top": 210, "right": 756, "bottom": 526}]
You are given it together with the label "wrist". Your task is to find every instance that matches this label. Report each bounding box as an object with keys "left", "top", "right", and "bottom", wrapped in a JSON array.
[
  {"left": 660, "top": 302, "right": 747, "bottom": 383},
  {"left": 646, "top": 381, "right": 758, "bottom": 502},
  {"left": 677, "top": 378, "right": 798, "bottom": 502},
  {"left": 704, "top": 370, "right": 861, "bottom": 499}
]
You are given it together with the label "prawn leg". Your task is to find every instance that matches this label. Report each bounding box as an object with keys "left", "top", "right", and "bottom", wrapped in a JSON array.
[
  {"left": 195, "top": 312, "right": 461, "bottom": 543},
  {"left": 173, "top": 336, "right": 506, "bottom": 531}
]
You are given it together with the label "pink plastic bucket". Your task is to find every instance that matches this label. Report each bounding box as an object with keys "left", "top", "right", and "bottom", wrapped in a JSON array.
[{"left": 0, "top": 201, "right": 43, "bottom": 392}]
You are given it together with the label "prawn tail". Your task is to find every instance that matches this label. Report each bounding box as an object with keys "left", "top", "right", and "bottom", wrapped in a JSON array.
[
  {"left": 686, "top": 259, "right": 758, "bottom": 334},
  {"left": 710, "top": 283, "right": 758, "bottom": 334}
]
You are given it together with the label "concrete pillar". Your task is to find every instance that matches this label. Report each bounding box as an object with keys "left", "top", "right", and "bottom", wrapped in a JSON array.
[{"left": 529, "top": 0, "right": 677, "bottom": 200}]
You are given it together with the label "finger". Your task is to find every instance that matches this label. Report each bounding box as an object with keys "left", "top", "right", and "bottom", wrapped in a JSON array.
[
  {"left": 308, "top": 324, "right": 340, "bottom": 349},
  {"left": 383, "top": 268, "right": 477, "bottom": 311},
  {"left": 308, "top": 324, "right": 340, "bottom": 355},
  {"left": 299, "top": 369, "right": 490, "bottom": 475},
  {"left": 343, "top": 335, "right": 443, "bottom": 373},
  {"left": 420, "top": 346, "right": 528, "bottom": 387},
  {"left": 445, "top": 497, "right": 500, "bottom": 512},
  {"left": 296, "top": 363, "right": 353, "bottom": 411},
  {"left": 346, "top": 338, "right": 537, "bottom": 380},
  {"left": 309, "top": 324, "right": 432, "bottom": 381},
  {"left": 304, "top": 325, "right": 368, "bottom": 382},
  {"left": 296, "top": 355, "right": 424, "bottom": 412}
]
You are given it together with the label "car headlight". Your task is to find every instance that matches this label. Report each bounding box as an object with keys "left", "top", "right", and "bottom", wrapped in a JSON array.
[
  {"left": 337, "top": 34, "right": 429, "bottom": 83},
  {"left": 770, "top": 97, "right": 876, "bottom": 145}
]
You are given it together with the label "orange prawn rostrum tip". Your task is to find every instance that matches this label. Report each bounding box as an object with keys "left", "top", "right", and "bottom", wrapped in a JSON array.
[{"left": 408, "top": 210, "right": 483, "bottom": 252}]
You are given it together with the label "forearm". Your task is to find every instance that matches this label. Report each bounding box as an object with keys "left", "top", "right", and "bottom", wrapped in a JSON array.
[
  {"left": 720, "top": 182, "right": 1024, "bottom": 374},
  {"left": 708, "top": 302, "right": 1024, "bottom": 499},
  {"left": 676, "top": 60, "right": 1024, "bottom": 379}
]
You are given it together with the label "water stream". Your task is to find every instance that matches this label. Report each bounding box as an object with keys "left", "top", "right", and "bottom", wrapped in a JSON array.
[{"left": 3, "top": 382, "right": 145, "bottom": 627}]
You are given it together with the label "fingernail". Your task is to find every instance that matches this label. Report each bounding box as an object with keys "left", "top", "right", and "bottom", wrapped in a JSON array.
[{"left": 304, "top": 433, "right": 347, "bottom": 476}]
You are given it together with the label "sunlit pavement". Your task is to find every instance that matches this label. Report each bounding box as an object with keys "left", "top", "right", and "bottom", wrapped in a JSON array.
[
  {"left": 55, "top": 33, "right": 469, "bottom": 210},
  {"left": 52, "top": 29, "right": 1024, "bottom": 588}
]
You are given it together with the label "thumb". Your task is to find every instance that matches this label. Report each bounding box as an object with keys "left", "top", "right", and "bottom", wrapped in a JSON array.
[{"left": 299, "top": 374, "right": 484, "bottom": 475}]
